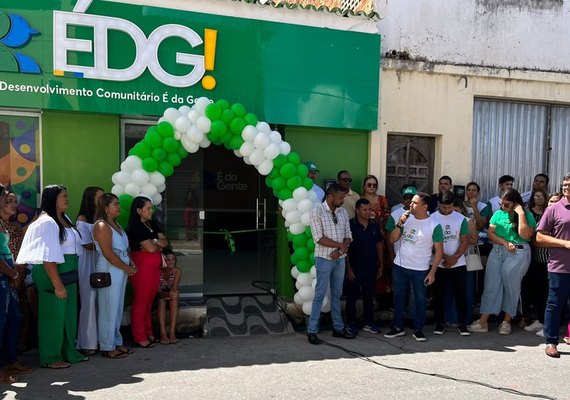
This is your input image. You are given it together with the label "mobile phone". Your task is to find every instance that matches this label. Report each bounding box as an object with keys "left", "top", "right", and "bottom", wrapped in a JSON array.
[{"left": 424, "top": 280, "right": 429, "bottom": 287}]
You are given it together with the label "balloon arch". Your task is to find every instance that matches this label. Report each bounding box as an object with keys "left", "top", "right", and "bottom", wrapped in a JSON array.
[{"left": 110, "top": 97, "right": 330, "bottom": 316}]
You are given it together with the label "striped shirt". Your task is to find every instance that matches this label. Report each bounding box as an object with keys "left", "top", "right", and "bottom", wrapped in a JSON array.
[{"left": 310, "top": 201, "right": 352, "bottom": 260}]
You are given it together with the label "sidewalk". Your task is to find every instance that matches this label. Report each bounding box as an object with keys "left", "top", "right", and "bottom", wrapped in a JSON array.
[{"left": 4, "top": 325, "right": 567, "bottom": 400}]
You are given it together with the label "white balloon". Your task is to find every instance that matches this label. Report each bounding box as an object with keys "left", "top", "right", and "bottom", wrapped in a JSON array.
[
  {"left": 302, "top": 301, "right": 312, "bottom": 316},
  {"left": 199, "top": 138, "right": 211, "bottom": 148},
  {"left": 285, "top": 210, "right": 301, "bottom": 224},
  {"left": 311, "top": 279, "right": 317, "bottom": 290},
  {"left": 243, "top": 156, "right": 251, "bottom": 165},
  {"left": 278, "top": 199, "right": 284, "bottom": 206},
  {"left": 124, "top": 183, "right": 140, "bottom": 197},
  {"left": 257, "top": 159, "right": 273, "bottom": 176},
  {"left": 298, "top": 286, "right": 315, "bottom": 302},
  {"left": 187, "top": 125, "right": 204, "bottom": 143},
  {"left": 282, "top": 198, "right": 298, "bottom": 212},
  {"left": 120, "top": 161, "right": 129, "bottom": 172},
  {"left": 293, "top": 292, "right": 303, "bottom": 305},
  {"left": 194, "top": 97, "right": 211, "bottom": 113},
  {"left": 181, "top": 136, "right": 200, "bottom": 153},
  {"left": 308, "top": 190, "right": 319, "bottom": 203},
  {"left": 111, "top": 172, "right": 119, "bottom": 185},
  {"left": 269, "top": 130, "right": 283, "bottom": 144},
  {"left": 296, "top": 272, "right": 313, "bottom": 287},
  {"left": 233, "top": 149, "right": 243, "bottom": 158},
  {"left": 157, "top": 117, "right": 166, "bottom": 124},
  {"left": 115, "top": 171, "right": 131, "bottom": 186},
  {"left": 196, "top": 116, "right": 211, "bottom": 133},
  {"left": 289, "top": 222, "right": 305, "bottom": 235},
  {"left": 300, "top": 212, "right": 311, "bottom": 226},
  {"left": 295, "top": 280, "right": 303, "bottom": 290},
  {"left": 241, "top": 125, "right": 258, "bottom": 142},
  {"left": 174, "top": 131, "right": 182, "bottom": 140},
  {"left": 256, "top": 121, "right": 271, "bottom": 133},
  {"left": 188, "top": 109, "right": 200, "bottom": 123},
  {"left": 151, "top": 193, "right": 162, "bottom": 205},
  {"left": 157, "top": 183, "right": 166, "bottom": 193},
  {"left": 263, "top": 143, "right": 280, "bottom": 160},
  {"left": 297, "top": 198, "right": 313, "bottom": 214},
  {"left": 253, "top": 133, "right": 270, "bottom": 150},
  {"left": 125, "top": 155, "right": 142, "bottom": 171},
  {"left": 284, "top": 219, "right": 291, "bottom": 228},
  {"left": 249, "top": 149, "right": 265, "bottom": 166},
  {"left": 310, "top": 265, "right": 316, "bottom": 278},
  {"left": 140, "top": 183, "right": 158, "bottom": 197},
  {"left": 111, "top": 184, "right": 124, "bottom": 196},
  {"left": 239, "top": 142, "right": 255, "bottom": 157},
  {"left": 131, "top": 169, "right": 150, "bottom": 186},
  {"left": 321, "top": 298, "right": 331, "bottom": 313},
  {"left": 149, "top": 171, "right": 165, "bottom": 187},
  {"left": 279, "top": 141, "right": 291, "bottom": 155},
  {"left": 163, "top": 107, "right": 181, "bottom": 124},
  {"left": 291, "top": 266, "right": 300, "bottom": 279},
  {"left": 174, "top": 116, "right": 191, "bottom": 133},
  {"left": 292, "top": 187, "right": 309, "bottom": 202},
  {"left": 178, "top": 105, "right": 192, "bottom": 117}
]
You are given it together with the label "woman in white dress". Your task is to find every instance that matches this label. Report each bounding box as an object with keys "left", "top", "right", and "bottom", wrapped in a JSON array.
[{"left": 76, "top": 186, "right": 103, "bottom": 356}]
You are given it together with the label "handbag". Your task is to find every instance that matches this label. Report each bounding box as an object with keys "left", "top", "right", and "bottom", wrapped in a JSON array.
[
  {"left": 465, "top": 245, "right": 484, "bottom": 272},
  {"left": 90, "top": 272, "right": 112, "bottom": 289}
]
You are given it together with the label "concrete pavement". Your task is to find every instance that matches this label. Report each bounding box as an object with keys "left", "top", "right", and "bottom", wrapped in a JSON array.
[{"left": 4, "top": 324, "right": 568, "bottom": 400}]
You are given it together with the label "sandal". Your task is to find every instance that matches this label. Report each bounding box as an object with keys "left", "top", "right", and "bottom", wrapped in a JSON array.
[
  {"left": 101, "top": 350, "right": 127, "bottom": 359},
  {"left": 133, "top": 341, "right": 156, "bottom": 348},
  {"left": 3, "top": 362, "right": 33, "bottom": 375},
  {"left": 79, "top": 349, "right": 98, "bottom": 357},
  {"left": 117, "top": 346, "right": 134, "bottom": 354},
  {"left": 0, "top": 373, "right": 17, "bottom": 384},
  {"left": 41, "top": 361, "right": 70, "bottom": 369},
  {"left": 563, "top": 337, "right": 570, "bottom": 345}
]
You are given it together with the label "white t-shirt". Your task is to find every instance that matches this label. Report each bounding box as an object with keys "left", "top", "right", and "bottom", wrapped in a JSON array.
[
  {"left": 394, "top": 215, "right": 443, "bottom": 271},
  {"left": 488, "top": 196, "right": 501, "bottom": 214},
  {"left": 431, "top": 211, "right": 469, "bottom": 268}
]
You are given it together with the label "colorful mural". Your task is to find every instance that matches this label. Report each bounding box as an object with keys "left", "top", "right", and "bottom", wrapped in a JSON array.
[{"left": 0, "top": 114, "right": 40, "bottom": 227}]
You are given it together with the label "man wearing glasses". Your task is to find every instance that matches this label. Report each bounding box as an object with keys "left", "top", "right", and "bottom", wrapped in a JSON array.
[
  {"left": 536, "top": 173, "right": 570, "bottom": 358},
  {"left": 337, "top": 170, "right": 359, "bottom": 219},
  {"left": 307, "top": 183, "right": 354, "bottom": 344}
]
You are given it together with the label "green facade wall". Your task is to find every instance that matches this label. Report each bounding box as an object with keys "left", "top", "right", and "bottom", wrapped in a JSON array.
[{"left": 42, "top": 111, "right": 120, "bottom": 218}]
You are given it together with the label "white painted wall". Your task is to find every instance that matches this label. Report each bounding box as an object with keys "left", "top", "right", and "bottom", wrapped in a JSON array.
[{"left": 376, "top": 0, "right": 570, "bottom": 72}]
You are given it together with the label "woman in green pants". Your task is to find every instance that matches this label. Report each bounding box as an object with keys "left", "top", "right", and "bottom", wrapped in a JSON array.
[{"left": 16, "top": 185, "right": 87, "bottom": 369}]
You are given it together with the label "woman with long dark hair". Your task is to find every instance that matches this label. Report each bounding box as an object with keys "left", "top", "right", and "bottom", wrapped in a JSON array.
[
  {"left": 93, "top": 193, "right": 137, "bottom": 358},
  {"left": 16, "top": 185, "right": 86, "bottom": 368},
  {"left": 126, "top": 196, "right": 168, "bottom": 348},
  {"left": 76, "top": 186, "right": 104, "bottom": 356},
  {"left": 469, "top": 189, "right": 536, "bottom": 335}
]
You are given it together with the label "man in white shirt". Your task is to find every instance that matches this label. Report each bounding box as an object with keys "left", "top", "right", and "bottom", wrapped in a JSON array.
[
  {"left": 521, "top": 173, "right": 549, "bottom": 204},
  {"left": 488, "top": 175, "right": 514, "bottom": 214}
]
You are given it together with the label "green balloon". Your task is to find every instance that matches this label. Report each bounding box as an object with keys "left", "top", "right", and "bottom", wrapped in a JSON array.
[
  {"left": 162, "top": 137, "right": 179, "bottom": 153},
  {"left": 211, "top": 137, "right": 223, "bottom": 146},
  {"left": 296, "top": 260, "right": 311, "bottom": 273},
  {"left": 296, "top": 163, "right": 308, "bottom": 177},
  {"left": 280, "top": 163, "right": 296, "bottom": 179},
  {"left": 309, "top": 252, "right": 315, "bottom": 265},
  {"left": 244, "top": 113, "right": 258, "bottom": 126},
  {"left": 118, "top": 194, "right": 133, "bottom": 210},
  {"left": 210, "top": 120, "right": 227, "bottom": 138},
  {"left": 135, "top": 142, "right": 152, "bottom": 159},
  {"left": 287, "top": 175, "right": 302, "bottom": 190},
  {"left": 157, "top": 121, "right": 174, "bottom": 138},
  {"left": 216, "top": 99, "right": 230, "bottom": 111},
  {"left": 152, "top": 148, "right": 167, "bottom": 162},
  {"left": 305, "top": 226, "right": 312, "bottom": 238},
  {"left": 264, "top": 176, "right": 273, "bottom": 188},
  {"left": 205, "top": 103, "right": 222, "bottom": 121},
  {"left": 117, "top": 211, "right": 129, "bottom": 229},
  {"left": 307, "top": 240, "right": 315, "bottom": 252},
  {"left": 142, "top": 157, "right": 158, "bottom": 172},
  {"left": 292, "top": 234, "right": 308, "bottom": 249},
  {"left": 303, "top": 177, "right": 313, "bottom": 190},
  {"left": 268, "top": 166, "right": 280, "bottom": 179},
  {"left": 223, "top": 141, "right": 232, "bottom": 150},
  {"left": 158, "top": 161, "right": 174, "bottom": 177},
  {"left": 278, "top": 188, "right": 293, "bottom": 201},
  {"left": 230, "top": 118, "right": 246, "bottom": 135},
  {"left": 231, "top": 103, "right": 246, "bottom": 118},
  {"left": 273, "top": 154, "right": 287, "bottom": 168},
  {"left": 128, "top": 147, "right": 135, "bottom": 156},
  {"left": 221, "top": 109, "right": 236, "bottom": 126},
  {"left": 271, "top": 177, "right": 286, "bottom": 191},
  {"left": 287, "top": 231, "right": 294, "bottom": 241},
  {"left": 178, "top": 146, "right": 189, "bottom": 159},
  {"left": 220, "top": 131, "right": 233, "bottom": 144},
  {"left": 290, "top": 252, "right": 299, "bottom": 265},
  {"left": 166, "top": 152, "right": 182, "bottom": 167},
  {"left": 287, "top": 152, "right": 301, "bottom": 165},
  {"left": 295, "top": 247, "right": 309, "bottom": 261},
  {"left": 145, "top": 130, "right": 163, "bottom": 149},
  {"left": 229, "top": 135, "right": 244, "bottom": 150}
]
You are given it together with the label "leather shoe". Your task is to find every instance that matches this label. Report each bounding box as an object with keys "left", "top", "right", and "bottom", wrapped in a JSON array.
[
  {"left": 307, "top": 333, "right": 320, "bottom": 345},
  {"left": 545, "top": 344, "right": 560, "bottom": 358},
  {"left": 332, "top": 328, "right": 356, "bottom": 339}
]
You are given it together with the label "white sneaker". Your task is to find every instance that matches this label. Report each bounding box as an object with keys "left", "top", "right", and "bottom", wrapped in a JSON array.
[
  {"left": 524, "top": 320, "right": 544, "bottom": 332},
  {"left": 468, "top": 320, "right": 488, "bottom": 333},
  {"left": 498, "top": 321, "right": 512, "bottom": 335},
  {"left": 536, "top": 329, "right": 545, "bottom": 338}
]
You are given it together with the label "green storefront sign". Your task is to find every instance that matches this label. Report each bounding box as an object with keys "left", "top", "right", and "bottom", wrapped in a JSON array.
[{"left": 0, "top": 1, "right": 380, "bottom": 129}]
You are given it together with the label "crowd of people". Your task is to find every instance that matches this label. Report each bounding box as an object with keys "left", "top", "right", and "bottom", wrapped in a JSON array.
[
  {"left": 305, "top": 167, "right": 570, "bottom": 358},
  {"left": 0, "top": 185, "right": 182, "bottom": 382}
]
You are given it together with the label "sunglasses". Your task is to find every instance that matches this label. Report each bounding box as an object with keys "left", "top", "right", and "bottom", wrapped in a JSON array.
[
  {"left": 340, "top": 178, "right": 352, "bottom": 183},
  {"left": 366, "top": 183, "right": 377, "bottom": 188},
  {"left": 331, "top": 212, "right": 337, "bottom": 224}
]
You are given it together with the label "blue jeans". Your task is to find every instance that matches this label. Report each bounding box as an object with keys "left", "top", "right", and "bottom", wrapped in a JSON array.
[
  {"left": 308, "top": 257, "right": 346, "bottom": 334},
  {"left": 543, "top": 272, "right": 570, "bottom": 346},
  {"left": 97, "top": 266, "right": 128, "bottom": 351},
  {"left": 392, "top": 264, "right": 428, "bottom": 331},
  {"left": 480, "top": 244, "right": 531, "bottom": 317}
]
